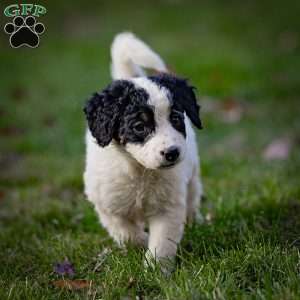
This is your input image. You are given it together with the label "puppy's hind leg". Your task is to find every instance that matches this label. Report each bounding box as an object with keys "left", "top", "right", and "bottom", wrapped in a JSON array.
[
  {"left": 96, "top": 208, "right": 148, "bottom": 248},
  {"left": 186, "top": 167, "right": 203, "bottom": 224}
]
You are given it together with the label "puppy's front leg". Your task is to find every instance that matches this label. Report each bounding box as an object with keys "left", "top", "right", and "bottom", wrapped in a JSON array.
[
  {"left": 97, "top": 209, "right": 148, "bottom": 248},
  {"left": 145, "top": 205, "right": 186, "bottom": 273}
]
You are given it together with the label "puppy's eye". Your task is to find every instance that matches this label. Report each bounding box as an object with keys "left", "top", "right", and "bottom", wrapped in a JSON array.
[
  {"left": 133, "top": 122, "right": 145, "bottom": 134},
  {"left": 170, "top": 113, "right": 184, "bottom": 126}
]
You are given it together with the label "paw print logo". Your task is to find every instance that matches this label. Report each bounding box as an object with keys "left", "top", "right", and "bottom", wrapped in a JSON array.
[{"left": 4, "top": 16, "right": 45, "bottom": 48}]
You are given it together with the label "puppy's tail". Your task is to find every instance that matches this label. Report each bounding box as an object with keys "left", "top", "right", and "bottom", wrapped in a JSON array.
[{"left": 111, "top": 32, "right": 167, "bottom": 80}]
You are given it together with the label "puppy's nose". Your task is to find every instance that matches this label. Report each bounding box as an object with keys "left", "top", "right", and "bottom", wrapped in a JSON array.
[{"left": 162, "top": 146, "right": 180, "bottom": 163}]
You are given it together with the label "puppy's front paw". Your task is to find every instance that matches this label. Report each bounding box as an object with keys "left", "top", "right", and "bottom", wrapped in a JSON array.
[
  {"left": 113, "top": 231, "right": 149, "bottom": 248},
  {"left": 136, "top": 232, "right": 149, "bottom": 248},
  {"left": 144, "top": 250, "right": 175, "bottom": 276}
]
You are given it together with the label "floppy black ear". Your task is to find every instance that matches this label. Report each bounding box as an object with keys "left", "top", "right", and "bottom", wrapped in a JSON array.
[
  {"left": 179, "top": 84, "right": 203, "bottom": 129},
  {"left": 149, "top": 73, "right": 203, "bottom": 129},
  {"left": 83, "top": 80, "right": 133, "bottom": 147}
]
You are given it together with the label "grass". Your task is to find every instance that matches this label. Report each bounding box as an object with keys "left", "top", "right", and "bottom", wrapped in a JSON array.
[{"left": 1, "top": 0, "right": 300, "bottom": 299}]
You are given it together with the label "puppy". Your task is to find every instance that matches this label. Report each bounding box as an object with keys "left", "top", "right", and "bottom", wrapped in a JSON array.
[{"left": 83, "top": 32, "right": 203, "bottom": 271}]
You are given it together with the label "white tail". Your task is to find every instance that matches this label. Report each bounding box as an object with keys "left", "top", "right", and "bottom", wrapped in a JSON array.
[{"left": 111, "top": 32, "right": 167, "bottom": 80}]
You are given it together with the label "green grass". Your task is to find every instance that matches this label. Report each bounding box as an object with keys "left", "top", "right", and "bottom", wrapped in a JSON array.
[{"left": 1, "top": 0, "right": 300, "bottom": 299}]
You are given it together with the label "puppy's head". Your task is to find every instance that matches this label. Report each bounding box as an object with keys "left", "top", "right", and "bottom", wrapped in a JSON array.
[{"left": 84, "top": 73, "right": 202, "bottom": 169}]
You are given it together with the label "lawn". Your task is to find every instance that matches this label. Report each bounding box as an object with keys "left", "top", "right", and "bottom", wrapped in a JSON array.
[{"left": 0, "top": 0, "right": 300, "bottom": 299}]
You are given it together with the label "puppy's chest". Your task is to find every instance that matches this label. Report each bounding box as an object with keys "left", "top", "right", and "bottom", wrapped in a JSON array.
[{"left": 104, "top": 171, "right": 171, "bottom": 217}]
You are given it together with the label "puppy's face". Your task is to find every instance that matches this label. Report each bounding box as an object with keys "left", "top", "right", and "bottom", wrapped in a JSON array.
[{"left": 84, "top": 73, "right": 202, "bottom": 169}]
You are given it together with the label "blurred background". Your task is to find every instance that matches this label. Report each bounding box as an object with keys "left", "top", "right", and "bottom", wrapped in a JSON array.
[{"left": 0, "top": 0, "right": 300, "bottom": 298}]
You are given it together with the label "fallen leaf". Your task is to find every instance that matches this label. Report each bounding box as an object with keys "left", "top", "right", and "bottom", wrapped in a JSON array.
[
  {"left": 52, "top": 279, "right": 92, "bottom": 290},
  {"left": 263, "top": 137, "right": 292, "bottom": 160},
  {"left": 201, "top": 96, "right": 245, "bottom": 123},
  {"left": 200, "top": 96, "right": 219, "bottom": 113},
  {"left": 54, "top": 259, "right": 75, "bottom": 276},
  {"left": 220, "top": 98, "right": 243, "bottom": 123},
  {"left": 0, "top": 126, "right": 25, "bottom": 137},
  {"left": 0, "top": 190, "right": 5, "bottom": 201}
]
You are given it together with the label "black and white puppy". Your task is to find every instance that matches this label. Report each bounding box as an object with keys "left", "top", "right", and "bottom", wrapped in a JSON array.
[{"left": 84, "top": 32, "right": 203, "bottom": 271}]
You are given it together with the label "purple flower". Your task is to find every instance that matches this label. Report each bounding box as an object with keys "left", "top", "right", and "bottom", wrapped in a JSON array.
[{"left": 54, "top": 259, "right": 75, "bottom": 276}]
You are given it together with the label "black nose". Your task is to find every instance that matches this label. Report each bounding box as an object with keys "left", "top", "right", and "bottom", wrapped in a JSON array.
[{"left": 163, "top": 146, "right": 180, "bottom": 163}]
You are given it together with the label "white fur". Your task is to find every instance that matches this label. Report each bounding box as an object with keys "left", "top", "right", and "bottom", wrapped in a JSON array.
[
  {"left": 111, "top": 32, "right": 167, "bottom": 79},
  {"left": 84, "top": 32, "right": 203, "bottom": 271}
]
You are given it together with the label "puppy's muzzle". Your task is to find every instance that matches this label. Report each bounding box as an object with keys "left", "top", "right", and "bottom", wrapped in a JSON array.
[{"left": 160, "top": 146, "right": 180, "bottom": 167}]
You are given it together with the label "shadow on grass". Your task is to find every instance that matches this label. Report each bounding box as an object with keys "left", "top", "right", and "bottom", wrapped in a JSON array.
[{"left": 182, "top": 199, "right": 300, "bottom": 257}]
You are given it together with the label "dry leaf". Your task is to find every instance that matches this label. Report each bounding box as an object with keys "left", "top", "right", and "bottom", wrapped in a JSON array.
[
  {"left": 263, "top": 137, "right": 292, "bottom": 160},
  {"left": 220, "top": 98, "right": 243, "bottom": 123},
  {"left": 0, "top": 126, "right": 25, "bottom": 137},
  {"left": 52, "top": 279, "right": 92, "bottom": 290},
  {"left": 201, "top": 96, "right": 245, "bottom": 123},
  {"left": 200, "top": 96, "right": 219, "bottom": 113}
]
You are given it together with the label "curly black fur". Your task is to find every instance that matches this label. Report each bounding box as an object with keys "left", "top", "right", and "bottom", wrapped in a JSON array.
[
  {"left": 119, "top": 105, "right": 155, "bottom": 144},
  {"left": 149, "top": 73, "right": 203, "bottom": 129},
  {"left": 84, "top": 74, "right": 202, "bottom": 148},
  {"left": 84, "top": 80, "right": 154, "bottom": 147}
]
